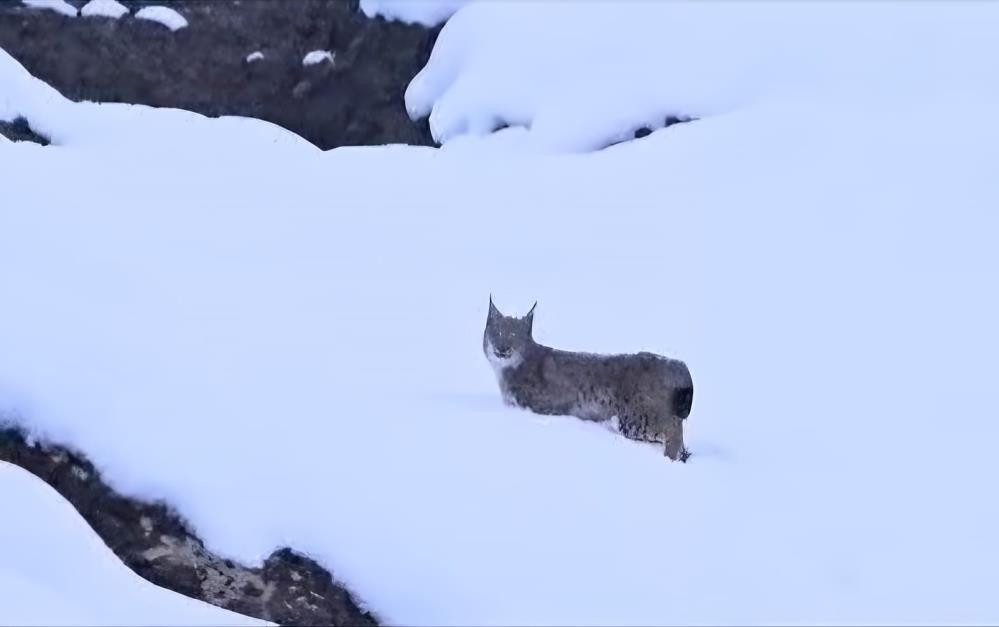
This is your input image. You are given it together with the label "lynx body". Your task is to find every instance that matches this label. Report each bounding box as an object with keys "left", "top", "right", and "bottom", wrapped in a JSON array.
[{"left": 483, "top": 298, "right": 693, "bottom": 461}]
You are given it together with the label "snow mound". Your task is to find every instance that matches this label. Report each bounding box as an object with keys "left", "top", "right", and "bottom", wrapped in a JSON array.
[
  {"left": 359, "top": 0, "right": 470, "bottom": 26},
  {"left": 135, "top": 5, "right": 188, "bottom": 31},
  {"left": 0, "top": 462, "right": 268, "bottom": 626},
  {"left": 21, "top": 0, "right": 77, "bottom": 17},
  {"left": 302, "top": 50, "right": 335, "bottom": 67},
  {"left": 80, "top": 0, "right": 129, "bottom": 19},
  {"left": 408, "top": 2, "right": 999, "bottom": 151},
  {"left": 0, "top": 49, "right": 314, "bottom": 154}
]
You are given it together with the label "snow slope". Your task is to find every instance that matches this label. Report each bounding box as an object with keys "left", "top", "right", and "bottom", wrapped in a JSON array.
[
  {"left": 0, "top": 462, "right": 267, "bottom": 625},
  {"left": 2, "top": 2, "right": 999, "bottom": 625},
  {"left": 409, "top": 2, "right": 999, "bottom": 151}
]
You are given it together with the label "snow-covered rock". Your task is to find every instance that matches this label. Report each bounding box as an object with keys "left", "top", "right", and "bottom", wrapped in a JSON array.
[
  {"left": 21, "top": 0, "right": 77, "bottom": 17},
  {"left": 80, "top": 0, "right": 129, "bottom": 19},
  {"left": 302, "top": 50, "right": 335, "bottom": 66},
  {"left": 0, "top": 426, "right": 376, "bottom": 625},
  {"left": 0, "top": 1, "right": 437, "bottom": 149},
  {"left": 135, "top": 5, "right": 188, "bottom": 31},
  {"left": 360, "top": 0, "right": 470, "bottom": 26},
  {"left": 0, "top": 461, "right": 268, "bottom": 626}
]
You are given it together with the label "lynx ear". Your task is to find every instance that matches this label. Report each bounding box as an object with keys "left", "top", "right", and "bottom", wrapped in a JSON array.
[
  {"left": 525, "top": 301, "right": 537, "bottom": 333},
  {"left": 488, "top": 294, "right": 501, "bottom": 320}
]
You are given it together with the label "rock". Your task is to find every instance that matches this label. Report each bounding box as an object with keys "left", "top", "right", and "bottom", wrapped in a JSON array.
[
  {"left": 0, "top": 0, "right": 440, "bottom": 149},
  {"left": 0, "top": 116, "right": 50, "bottom": 144},
  {"left": 0, "top": 424, "right": 378, "bottom": 626}
]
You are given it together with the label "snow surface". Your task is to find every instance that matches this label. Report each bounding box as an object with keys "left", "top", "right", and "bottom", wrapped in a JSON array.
[
  {"left": 0, "top": 49, "right": 312, "bottom": 153},
  {"left": 0, "top": 462, "right": 268, "bottom": 626},
  {"left": 80, "top": 0, "right": 129, "bottom": 20},
  {"left": 359, "top": 0, "right": 469, "bottom": 27},
  {"left": 409, "top": 2, "right": 999, "bottom": 152},
  {"left": 302, "top": 50, "right": 335, "bottom": 67},
  {"left": 2, "top": 2, "right": 999, "bottom": 625},
  {"left": 246, "top": 51, "right": 265, "bottom": 63},
  {"left": 21, "top": 0, "right": 77, "bottom": 17},
  {"left": 134, "top": 5, "right": 188, "bottom": 31}
]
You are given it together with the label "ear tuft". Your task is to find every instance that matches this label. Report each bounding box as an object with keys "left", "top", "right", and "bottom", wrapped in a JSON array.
[{"left": 488, "top": 294, "right": 501, "bottom": 319}]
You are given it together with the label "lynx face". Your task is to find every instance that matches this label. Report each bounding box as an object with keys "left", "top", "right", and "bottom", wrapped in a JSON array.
[{"left": 483, "top": 297, "right": 536, "bottom": 369}]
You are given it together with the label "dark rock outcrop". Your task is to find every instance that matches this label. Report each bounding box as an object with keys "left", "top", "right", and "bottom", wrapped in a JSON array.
[
  {"left": 0, "top": 0, "right": 440, "bottom": 149},
  {"left": 0, "top": 424, "right": 378, "bottom": 626},
  {"left": 0, "top": 115, "right": 50, "bottom": 144}
]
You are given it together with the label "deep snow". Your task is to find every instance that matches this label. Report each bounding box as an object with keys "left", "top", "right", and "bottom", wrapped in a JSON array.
[
  {"left": 0, "top": 462, "right": 268, "bottom": 625},
  {"left": 408, "top": 2, "right": 999, "bottom": 152},
  {"left": 2, "top": 2, "right": 999, "bottom": 625}
]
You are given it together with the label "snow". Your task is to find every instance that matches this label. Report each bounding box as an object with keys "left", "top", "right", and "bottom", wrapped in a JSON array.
[
  {"left": 80, "top": 0, "right": 129, "bottom": 19},
  {"left": 0, "top": 49, "right": 312, "bottom": 153},
  {"left": 0, "top": 462, "right": 268, "bottom": 626},
  {"left": 2, "top": 2, "right": 999, "bottom": 625},
  {"left": 246, "top": 51, "right": 265, "bottom": 63},
  {"left": 21, "top": 0, "right": 78, "bottom": 17},
  {"left": 302, "top": 50, "right": 335, "bottom": 67},
  {"left": 134, "top": 5, "right": 188, "bottom": 31},
  {"left": 359, "top": 0, "right": 470, "bottom": 26},
  {"left": 408, "top": 2, "right": 999, "bottom": 152}
]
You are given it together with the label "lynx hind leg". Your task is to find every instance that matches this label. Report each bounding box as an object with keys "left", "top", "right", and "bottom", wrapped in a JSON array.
[{"left": 663, "top": 415, "right": 688, "bottom": 462}]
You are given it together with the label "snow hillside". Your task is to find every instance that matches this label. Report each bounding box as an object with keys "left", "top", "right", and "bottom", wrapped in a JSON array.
[
  {"left": 0, "top": 462, "right": 268, "bottom": 626},
  {"left": 2, "top": 2, "right": 999, "bottom": 625}
]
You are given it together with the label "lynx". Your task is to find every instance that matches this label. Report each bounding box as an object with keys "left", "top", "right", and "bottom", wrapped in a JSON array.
[{"left": 483, "top": 297, "right": 693, "bottom": 461}]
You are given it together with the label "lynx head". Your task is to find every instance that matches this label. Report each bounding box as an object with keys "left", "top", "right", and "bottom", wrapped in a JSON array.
[{"left": 483, "top": 296, "right": 536, "bottom": 369}]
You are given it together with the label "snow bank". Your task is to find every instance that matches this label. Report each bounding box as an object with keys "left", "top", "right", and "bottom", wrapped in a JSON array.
[
  {"left": 80, "top": 0, "right": 129, "bottom": 19},
  {"left": 0, "top": 49, "right": 314, "bottom": 154},
  {"left": 408, "top": 2, "right": 999, "bottom": 151},
  {"left": 302, "top": 50, "right": 335, "bottom": 67},
  {"left": 135, "top": 5, "right": 188, "bottom": 31},
  {"left": 21, "top": 0, "right": 78, "bottom": 17},
  {"left": 0, "top": 462, "right": 268, "bottom": 626},
  {"left": 359, "top": 0, "right": 470, "bottom": 26}
]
